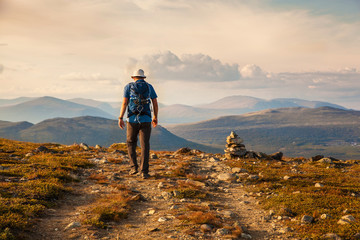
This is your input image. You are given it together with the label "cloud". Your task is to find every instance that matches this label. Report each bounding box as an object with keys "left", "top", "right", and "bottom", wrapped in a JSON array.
[
  {"left": 126, "top": 51, "right": 240, "bottom": 82},
  {"left": 59, "top": 72, "right": 118, "bottom": 84},
  {"left": 240, "top": 64, "right": 268, "bottom": 78}
]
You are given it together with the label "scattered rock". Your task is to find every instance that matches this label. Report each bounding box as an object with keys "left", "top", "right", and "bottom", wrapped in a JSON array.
[
  {"left": 185, "top": 179, "right": 206, "bottom": 187},
  {"left": 319, "top": 158, "right": 333, "bottom": 164},
  {"left": 80, "top": 143, "right": 90, "bottom": 151},
  {"left": 209, "top": 157, "right": 220, "bottom": 162},
  {"left": 248, "top": 174, "right": 259, "bottom": 180},
  {"left": 321, "top": 233, "right": 342, "bottom": 240},
  {"left": 311, "top": 155, "right": 324, "bottom": 161},
  {"left": 148, "top": 209, "right": 156, "bottom": 215},
  {"left": 268, "top": 152, "right": 283, "bottom": 161},
  {"left": 232, "top": 167, "right": 247, "bottom": 173},
  {"left": 279, "top": 207, "right": 296, "bottom": 217},
  {"left": 283, "top": 175, "right": 291, "bottom": 180},
  {"left": 301, "top": 215, "right": 313, "bottom": 224},
  {"left": 320, "top": 214, "right": 332, "bottom": 220},
  {"left": 64, "top": 221, "right": 81, "bottom": 231},
  {"left": 151, "top": 153, "right": 158, "bottom": 159},
  {"left": 200, "top": 224, "right": 213, "bottom": 232},
  {"left": 222, "top": 210, "right": 236, "bottom": 218},
  {"left": 174, "top": 147, "right": 191, "bottom": 155},
  {"left": 215, "top": 228, "right": 231, "bottom": 236},
  {"left": 157, "top": 182, "right": 164, "bottom": 189},
  {"left": 353, "top": 233, "right": 360, "bottom": 239},
  {"left": 95, "top": 145, "right": 102, "bottom": 149},
  {"left": 241, "top": 233, "right": 252, "bottom": 239},
  {"left": 315, "top": 183, "right": 324, "bottom": 188},
  {"left": 161, "top": 192, "right": 173, "bottom": 200},
  {"left": 34, "top": 146, "right": 49, "bottom": 153},
  {"left": 217, "top": 173, "right": 235, "bottom": 181},
  {"left": 338, "top": 215, "right": 356, "bottom": 225},
  {"left": 158, "top": 217, "right": 168, "bottom": 222},
  {"left": 172, "top": 190, "right": 181, "bottom": 198},
  {"left": 278, "top": 227, "right": 293, "bottom": 234}
]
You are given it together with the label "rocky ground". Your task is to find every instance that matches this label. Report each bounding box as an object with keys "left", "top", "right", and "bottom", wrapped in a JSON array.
[{"left": 27, "top": 147, "right": 297, "bottom": 240}]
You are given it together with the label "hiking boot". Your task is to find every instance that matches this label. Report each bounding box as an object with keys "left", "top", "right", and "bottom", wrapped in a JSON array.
[
  {"left": 141, "top": 173, "right": 150, "bottom": 179},
  {"left": 129, "top": 169, "right": 138, "bottom": 175}
]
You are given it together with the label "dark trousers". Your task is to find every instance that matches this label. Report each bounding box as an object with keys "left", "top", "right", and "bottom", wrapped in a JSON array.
[{"left": 126, "top": 122, "right": 152, "bottom": 174}]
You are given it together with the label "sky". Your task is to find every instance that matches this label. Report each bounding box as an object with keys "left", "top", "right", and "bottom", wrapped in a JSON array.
[{"left": 0, "top": 0, "right": 360, "bottom": 109}]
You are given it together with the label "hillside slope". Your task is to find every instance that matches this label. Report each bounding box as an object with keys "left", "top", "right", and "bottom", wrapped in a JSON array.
[
  {"left": 167, "top": 107, "right": 360, "bottom": 158},
  {"left": 0, "top": 116, "right": 219, "bottom": 152},
  {"left": 0, "top": 96, "right": 115, "bottom": 123}
]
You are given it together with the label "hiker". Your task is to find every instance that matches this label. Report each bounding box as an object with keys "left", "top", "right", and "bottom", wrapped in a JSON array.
[{"left": 118, "top": 69, "right": 158, "bottom": 179}]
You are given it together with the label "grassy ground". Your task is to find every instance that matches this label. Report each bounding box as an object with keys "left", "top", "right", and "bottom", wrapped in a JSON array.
[
  {"left": 225, "top": 157, "right": 360, "bottom": 239},
  {"left": 0, "top": 138, "right": 94, "bottom": 239}
]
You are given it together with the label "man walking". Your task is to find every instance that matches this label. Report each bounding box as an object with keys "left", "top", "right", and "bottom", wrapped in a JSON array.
[{"left": 118, "top": 69, "right": 158, "bottom": 179}]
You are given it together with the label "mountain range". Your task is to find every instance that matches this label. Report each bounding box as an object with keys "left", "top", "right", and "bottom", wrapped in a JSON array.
[
  {"left": 0, "top": 96, "right": 348, "bottom": 124},
  {"left": 167, "top": 107, "right": 360, "bottom": 159},
  {"left": 0, "top": 116, "right": 218, "bottom": 153}
]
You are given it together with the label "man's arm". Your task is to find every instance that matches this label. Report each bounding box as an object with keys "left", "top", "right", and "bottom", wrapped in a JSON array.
[
  {"left": 151, "top": 98, "right": 158, "bottom": 128},
  {"left": 118, "top": 97, "right": 129, "bottom": 129}
]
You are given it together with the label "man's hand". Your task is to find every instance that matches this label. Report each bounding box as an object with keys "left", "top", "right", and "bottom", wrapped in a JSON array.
[
  {"left": 152, "top": 117, "right": 158, "bottom": 128},
  {"left": 118, "top": 119, "right": 125, "bottom": 129}
]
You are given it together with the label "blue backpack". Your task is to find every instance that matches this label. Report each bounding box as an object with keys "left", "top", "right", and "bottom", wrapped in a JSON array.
[{"left": 127, "top": 81, "right": 151, "bottom": 119}]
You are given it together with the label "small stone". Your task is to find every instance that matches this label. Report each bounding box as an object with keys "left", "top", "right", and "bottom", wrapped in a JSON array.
[
  {"left": 269, "top": 210, "right": 275, "bottom": 216},
  {"left": 321, "top": 233, "right": 342, "bottom": 240},
  {"left": 95, "top": 145, "right": 102, "bottom": 149},
  {"left": 319, "top": 158, "right": 333, "bottom": 163},
  {"left": 158, "top": 182, "right": 164, "bottom": 189},
  {"left": 162, "top": 192, "right": 173, "bottom": 200},
  {"left": 209, "top": 157, "right": 220, "bottom": 162},
  {"left": 200, "top": 224, "right": 212, "bottom": 232},
  {"left": 283, "top": 175, "right": 291, "bottom": 180},
  {"left": 353, "top": 233, "right": 360, "bottom": 239},
  {"left": 215, "top": 228, "right": 230, "bottom": 236},
  {"left": 172, "top": 190, "right": 181, "bottom": 198},
  {"left": 338, "top": 215, "right": 356, "bottom": 225},
  {"left": 158, "top": 217, "right": 168, "bottom": 222},
  {"left": 223, "top": 210, "right": 236, "bottom": 218},
  {"left": 279, "top": 227, "right": 293, "bottom": 234},
  {"left": 79, "top": 143, "right": 89, "bottom": 151},
  {"left": 185, "top": 179, "right": 206, "bottom": 187},
  {"left": 321, "top": 214, "right": 332, "bottom": 220},
  {"left": 315, "top": 183, "right": 324, "bottom": 188},
  {"left": 232, "top": 167, "right": 247, "bottom": 173},
  {"left": 241, "top": 233, "right": 252, "bottom": 239},
  {"left": 64, "top": 221, "right": 81, "bottom": 231},
  {"left": 217, "top": 173, "right": 235, "bottom": 181},
  {"left": 301, "top": 215, "right": 313, "bottom": 224},
  {"left": 151, "top": 153, "right": 158, "bottom": 159},
  {"left": 149, "top": 209, "right": 156, "bottom": 215},
  {"left": 248, "top": 174, "right": 259, "bottom": 180},
  {"left": 25, "top": 153, "right": 33, "bottom": 157}
]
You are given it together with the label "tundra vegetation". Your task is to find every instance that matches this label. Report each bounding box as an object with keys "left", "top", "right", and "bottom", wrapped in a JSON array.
[{"left": 0, "top": 138, "right": 359, "bottom": 239}]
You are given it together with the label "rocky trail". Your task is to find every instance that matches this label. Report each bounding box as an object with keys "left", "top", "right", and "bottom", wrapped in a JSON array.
[{"left": 29, "top": 148, "right": 295, "bottom": 240}]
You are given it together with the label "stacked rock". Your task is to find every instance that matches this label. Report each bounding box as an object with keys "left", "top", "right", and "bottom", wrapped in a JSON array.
[{"left": 224, "top": 131, "right": 247, "bottom": 159}]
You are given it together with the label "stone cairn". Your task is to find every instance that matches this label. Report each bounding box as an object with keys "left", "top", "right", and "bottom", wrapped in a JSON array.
[
  {"left": 224, "top": 131, "right": 277, "bottom": 160},
  {"left": 224, "top": 131, "right": 247, "bottom": 159}
]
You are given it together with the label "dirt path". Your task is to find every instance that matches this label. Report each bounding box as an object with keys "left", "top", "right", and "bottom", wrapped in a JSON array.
[{"left": 30, "top": 150, "right": 295, "bottom": 240}]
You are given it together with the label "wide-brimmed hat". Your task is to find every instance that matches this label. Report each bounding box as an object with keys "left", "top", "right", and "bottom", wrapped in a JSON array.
[{"left": 131, "top": 69, "right": 146, "bottom": 78}]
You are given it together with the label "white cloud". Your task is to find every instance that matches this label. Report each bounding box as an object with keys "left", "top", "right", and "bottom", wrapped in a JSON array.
[
  {"left": 240, "top": 64, "right": 268, "bottom": 78},
  {"left": 126, "top": 51, "right": 240, "bottom": 82}
]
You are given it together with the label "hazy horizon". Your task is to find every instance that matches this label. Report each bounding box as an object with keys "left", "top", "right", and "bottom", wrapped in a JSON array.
[{"left": 1, "top": 0, "right": 359, "bottom": 109}]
